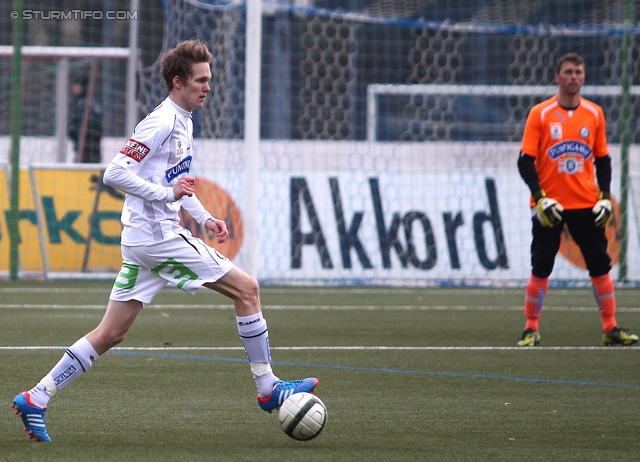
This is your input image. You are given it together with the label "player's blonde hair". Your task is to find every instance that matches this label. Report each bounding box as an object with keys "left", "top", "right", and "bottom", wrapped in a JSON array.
[{"left": 161, "top": 40, "right": 212, "bottom": 91}]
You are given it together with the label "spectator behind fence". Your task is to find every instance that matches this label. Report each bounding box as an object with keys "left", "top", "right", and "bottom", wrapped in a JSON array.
[{"left": 69, "top": 76, "right": 103, "bottom": 163}]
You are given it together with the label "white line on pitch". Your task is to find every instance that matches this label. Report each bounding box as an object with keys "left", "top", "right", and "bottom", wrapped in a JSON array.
[
  {"left": 0, "top": 287, "right": 608, "bottom": 295},
  {"left": 0, "top": 346, "right": 637, "bottom": 351},
  {"left": 1, "top": 304, "right": 639, "bottom": 312},
  {"left": 0, "top": 288, "right": 108, "bottom": 293}
]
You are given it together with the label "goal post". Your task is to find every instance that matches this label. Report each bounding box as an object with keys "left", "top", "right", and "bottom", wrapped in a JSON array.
[
  {"left": 0, "top": 46, "right": 137, "bottom": 164},
  {"left": 367, "top": 84, "right": 640, "bottom": 142},
  {"left": 242, "top": 0, "right": 262, "bottom": 278}
]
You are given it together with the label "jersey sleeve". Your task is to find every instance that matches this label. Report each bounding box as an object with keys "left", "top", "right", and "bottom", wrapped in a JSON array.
[
  {"left": 520, "top": 106, "right": 541, "bottom": 158},
  {"left": 111, "top": 112, "right": 174, "bottom": 171},
  {"left": 103, "top": 162, "right": 175, "bottom": 203},
  {"left": 181, "top": 193, "right": 214, "bottom": 226},
  {"left": 592, "top": 106, "right": 609, "bottom": 158}
]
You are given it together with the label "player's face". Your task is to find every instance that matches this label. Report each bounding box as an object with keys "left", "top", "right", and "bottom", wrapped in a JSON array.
[
  {"left": 555, "top": 61, "right": 585, "bottom": 97},
  {"left": 172, "top": 62, "right": 212, "bottom": 111}
]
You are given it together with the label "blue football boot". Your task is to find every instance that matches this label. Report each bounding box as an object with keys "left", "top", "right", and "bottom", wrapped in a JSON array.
[
  {"left": 257, "top": 378, "right": 318, "bottom": 413},
  {"left": 12, "top": 392, "right": 51, "bottom": 442}
]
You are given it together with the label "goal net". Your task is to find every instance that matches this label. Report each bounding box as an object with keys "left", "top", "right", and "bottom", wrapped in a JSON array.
[{"left": 2, "top": 0, "right": 640, "bottom": 286}]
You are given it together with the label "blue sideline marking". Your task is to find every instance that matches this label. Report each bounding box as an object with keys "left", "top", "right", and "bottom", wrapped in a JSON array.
[{"left": 107, "top": 350, "right": 640, "bottom": 389}]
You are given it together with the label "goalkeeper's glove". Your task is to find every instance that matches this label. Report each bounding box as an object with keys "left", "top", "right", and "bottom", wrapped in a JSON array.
[
  {"left": 592, "top": 191, "right": 612, "bottom": 228},
  {"left": 533, "top": 190, "right": 563, "bottom": 227}
]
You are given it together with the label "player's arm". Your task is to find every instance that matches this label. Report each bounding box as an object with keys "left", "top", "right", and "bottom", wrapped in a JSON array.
[
  {"left": 592, "top": 154, "right": 613, "bottom": 227},
  {"left": 517, "top": 151, "right": 541, "bottom": 197},
  {"left": 204, "top": 217, "right": 228, "bottom": 243},
  {"left": 518, "top": 151, "right": 563, "bottom": 227},
  {"left": 104, "top": 163, "right": 199, "bottom": 202},
  {"left": 592, "top": 106, "right": 611, "bottom": 193},
  {"left": 104, "top": 111, "right": 194, "bottom": 202},
  {"left": 68, "top": 111, "right": 78, "bottom": 142},
  {"left": 595, "top": 155, "right": 612, "bottom": 196},
  {"left": 181, "top": 193, "right": 228, "bottom": 243}
]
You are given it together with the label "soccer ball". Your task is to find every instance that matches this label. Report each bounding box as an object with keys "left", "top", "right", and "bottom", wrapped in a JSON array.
[{"left": 278, "top": 392, "right": 327, "bottom": 441}]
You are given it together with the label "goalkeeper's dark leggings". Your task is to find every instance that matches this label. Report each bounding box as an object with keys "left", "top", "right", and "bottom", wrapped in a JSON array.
[{"left": 530, "top": 208, "right": 611, "bottom": 278}]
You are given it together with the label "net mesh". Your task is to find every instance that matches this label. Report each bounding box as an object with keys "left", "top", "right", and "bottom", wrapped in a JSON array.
[{"left": 1, "top": 0, "right": 640, "bottom": 285}]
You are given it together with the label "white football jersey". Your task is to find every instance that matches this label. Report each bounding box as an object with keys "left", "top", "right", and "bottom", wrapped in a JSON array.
[{"left": 110, "top": 97, "right": 199, "bottom": 245}]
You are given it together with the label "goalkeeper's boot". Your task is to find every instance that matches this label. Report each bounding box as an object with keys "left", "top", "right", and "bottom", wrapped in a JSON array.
[
  {"left": 602, "top": 327, "right": 639, "bottom": 346},
  {"left": 12, "top": 392, "right": 51, "bottom": 442},
  {"left": 257, "top": 377, "right": 318, "bottom": 413},
  {"left": 517, "top": 328, "right": 540, "bottom": 347}
]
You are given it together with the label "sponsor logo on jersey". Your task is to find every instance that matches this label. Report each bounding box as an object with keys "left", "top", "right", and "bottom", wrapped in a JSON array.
[
  {"left": 558, "top": 155, "right": 584, "bottom": 175},
  {"left": 550, "top": 123, "right": 562, "bottom": 139},
  {"left": 546, "top": 140, "right": 592, "bottom": 160},
  {"left": 580, "top": 127, "right": 590, "bottom": 138},
  {"left": 165, "top": 155, "right": 192, "bottom": 183},
  {"left": 119, "top": 139, "right": 151, "bottom": 162}
]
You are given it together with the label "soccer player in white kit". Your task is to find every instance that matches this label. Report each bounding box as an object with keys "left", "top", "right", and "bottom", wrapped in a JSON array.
[{"left": 12, "top": 40, "right": 318, "bottom": 442}]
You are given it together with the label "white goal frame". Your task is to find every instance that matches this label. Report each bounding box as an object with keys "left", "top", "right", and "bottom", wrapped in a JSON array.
[
  {"left": 0, "top": 0, "right": 139, "bottom": 161},
  {"left": 366, "top": 83, "right": 640, "bottom": 142}
]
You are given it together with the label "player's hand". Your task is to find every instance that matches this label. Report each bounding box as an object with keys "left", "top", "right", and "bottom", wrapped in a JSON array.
[
  {"left": 173, "top": 175, "right": 196, "bottom": 199},
  {"left": 534, "top": 194, "right": 563, "bottom": 227},
  {"left": 592, "top": 193, "right": 612, "bottom": 228},
  {"left": 205, "top": 217, "right": 229, "bottom": 244}
]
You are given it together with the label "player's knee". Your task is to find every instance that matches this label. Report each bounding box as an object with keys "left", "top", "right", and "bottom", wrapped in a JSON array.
[
  {"left": 240, "top": 276, "right": 260, "bottom": 307},
  {"left": 532, "top": 266, "right": 553, "bottom": 279},
  {"left": 585, "top": 257, "right": 611, "bottom": 278},
  {"left": 94, "top": 326, "right": 129, "bottom": 349},
  {"left": 587, "top": 267, "right": 611, "bottom": 278},
  {"left": 110, "top": 330, "right": 128, "bottom": 347}
]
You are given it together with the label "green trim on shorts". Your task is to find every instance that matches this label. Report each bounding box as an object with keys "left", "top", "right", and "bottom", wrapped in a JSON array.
[
  {"left": 114, "top": 263, "right": 139, "bottom": 290},
  {"left": 151, "top": 258, "right": 199, "bottom": 289}
]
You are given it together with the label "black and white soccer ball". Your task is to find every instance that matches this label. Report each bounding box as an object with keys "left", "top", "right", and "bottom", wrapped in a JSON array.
[{"left": 278, "top": 392, "right": 327, "bottom": 441}]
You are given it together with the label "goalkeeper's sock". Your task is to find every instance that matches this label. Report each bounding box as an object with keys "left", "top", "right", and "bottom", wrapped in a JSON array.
[
  {"left": 524, "top": 275, "right": 548, "bottom": 331},
  {"left": 28, "top": 337, "right": 99, "bottom": 409},
  {"left": 591, "top": 274, "right": 617, "bottom": 333}
]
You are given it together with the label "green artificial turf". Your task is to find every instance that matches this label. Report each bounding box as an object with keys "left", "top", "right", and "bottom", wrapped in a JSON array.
[{"left": 1, "top": 281, "right": 639, "bottom": 461}]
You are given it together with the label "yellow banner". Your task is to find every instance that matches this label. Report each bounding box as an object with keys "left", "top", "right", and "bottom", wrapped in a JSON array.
[
  {"left": 0, "top": 168, "right": 124, "bottom": 273},
  {"left": 0, "top": 168, "right": 44, "bottom": 271},
  {"left": 1, "top": 167, "right": 242, "bottom": 275}
]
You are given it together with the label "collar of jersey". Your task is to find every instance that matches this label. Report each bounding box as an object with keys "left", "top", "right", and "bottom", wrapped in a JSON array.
[{"left": 166, "top": 96, "right": 192, "bottom": 118}]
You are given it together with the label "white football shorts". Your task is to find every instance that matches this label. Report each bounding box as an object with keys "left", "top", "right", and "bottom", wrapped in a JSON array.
[{"left": 109, "top": 231, "right": 235, "bottom": 304}]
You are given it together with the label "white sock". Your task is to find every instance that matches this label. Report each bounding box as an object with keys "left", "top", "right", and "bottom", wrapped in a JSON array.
[
  {"left": 237, "top": 313, "right": 277, "bottom": 396},
  {"left": 236, "top": 312, "right": 271, "bottom": 363},
  {"left": 28, "top": 337, "right": 99, "bottom": 408},
  {"left": 251, "top": 362, "right": 278, "bottom": 397},
  {"left": 27, "top": 377, "right": 55, "bottom": 410}
]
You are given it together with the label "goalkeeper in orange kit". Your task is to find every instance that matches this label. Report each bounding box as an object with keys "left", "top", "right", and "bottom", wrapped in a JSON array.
[{"left": 517, "top": 52, "right": 638, "bottom": 347}]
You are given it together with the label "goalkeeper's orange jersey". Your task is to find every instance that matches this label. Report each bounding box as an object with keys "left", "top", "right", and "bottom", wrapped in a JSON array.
[{"left": 520, "top": 95, "right": 608, "bottom": 210}]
